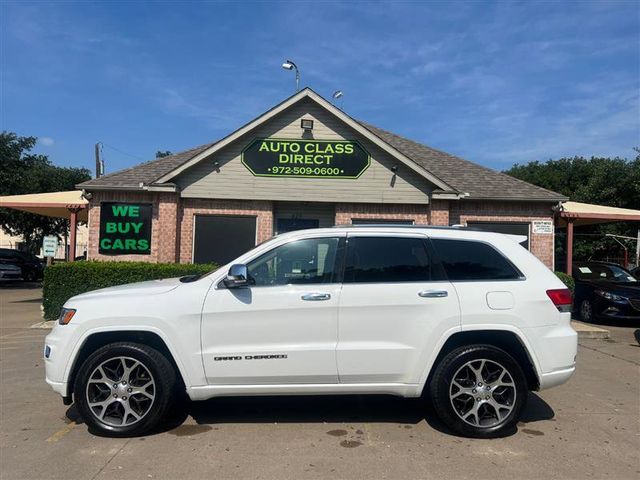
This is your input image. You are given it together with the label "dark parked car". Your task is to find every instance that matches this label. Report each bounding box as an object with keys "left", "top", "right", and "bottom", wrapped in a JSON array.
[
  {"left": 631, "top": 266, "right": 640, "bottom": 280},
  {"left": 0, "top": 248, "right": 44, "bottom": 282},
  {"left": 572, "top": 261, "right": 640, "bottom": 322}
]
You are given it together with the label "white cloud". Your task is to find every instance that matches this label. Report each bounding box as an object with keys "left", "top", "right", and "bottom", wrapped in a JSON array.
[{"left": 39, "top": 137, "right": 55, "bottom": 146}]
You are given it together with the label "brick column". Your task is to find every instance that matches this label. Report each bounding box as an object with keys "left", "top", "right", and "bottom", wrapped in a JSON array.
[{"left": 429, "top": 200, "right": 450, "bottom": 226}]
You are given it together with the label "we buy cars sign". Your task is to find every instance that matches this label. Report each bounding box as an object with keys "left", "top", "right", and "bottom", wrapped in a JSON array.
[{"left": 99, "top": 202, "right": 152, "bottom": 255}]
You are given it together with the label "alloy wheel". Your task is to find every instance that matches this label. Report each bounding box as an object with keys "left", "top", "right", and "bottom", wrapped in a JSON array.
[
  {"left": 85, "top": 356, "right": 156, "bottom": 427},
  {"left": 449, "top": 359, "right": 516, "bottom": 428}
]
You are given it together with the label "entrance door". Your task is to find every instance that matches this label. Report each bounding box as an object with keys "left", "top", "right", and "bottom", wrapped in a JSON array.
[
  {"left": 193, "top": 215, "right": 256, "bottom": 264},
  {"left": 276, "top": 218, "right": 319, "bottom": 233},
  {"left": 337, "top": 234, "right": 460, "bottom": 384},
  {"left": 201, "top": 235, "right": 345, "bottom": 385}
]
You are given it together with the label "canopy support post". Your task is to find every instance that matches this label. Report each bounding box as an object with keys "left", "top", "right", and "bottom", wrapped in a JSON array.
[
  {"left": 69, "top": 208, "right": 78, "bottom": 262},
  {"left": 566, "top": 218, "right": 574, "bottom": 276}
]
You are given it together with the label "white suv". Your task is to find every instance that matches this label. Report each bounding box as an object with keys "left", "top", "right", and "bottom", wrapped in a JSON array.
[{"left": 44, "top": 226, "right": 577, "bottom": 438}]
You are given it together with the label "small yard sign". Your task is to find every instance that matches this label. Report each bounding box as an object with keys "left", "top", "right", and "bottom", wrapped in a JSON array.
[
  {"left": 42, "top": 236, "right": 58, "bottom": 257},
  {"left": 99, "top": 202, "right": 152, "bottom": 255},
  {"left": 532, "top": 220, "right": 553, "bottom": 234}
]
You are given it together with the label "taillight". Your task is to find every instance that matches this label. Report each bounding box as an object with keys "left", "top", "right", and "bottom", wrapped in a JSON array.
[{"left": 546, "top": 289, "right": 573, "bottom": 313}]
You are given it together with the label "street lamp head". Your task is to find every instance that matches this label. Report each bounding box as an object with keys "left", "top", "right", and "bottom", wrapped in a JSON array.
[{"left": 282, "top": 62, "right": 294, "bottom": 70}]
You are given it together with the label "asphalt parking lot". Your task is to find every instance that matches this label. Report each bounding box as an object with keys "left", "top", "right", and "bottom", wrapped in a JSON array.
[{"left": 1, "top": 285, "right": 638, "bottom": 480}]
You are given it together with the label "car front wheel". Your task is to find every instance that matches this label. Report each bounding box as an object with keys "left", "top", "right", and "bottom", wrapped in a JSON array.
[
  {"left": 429, "top": 345, "right": 527, "bottom": 438},
  {"left": 74, "top": 342, "right": 176, "bottom": 437}
]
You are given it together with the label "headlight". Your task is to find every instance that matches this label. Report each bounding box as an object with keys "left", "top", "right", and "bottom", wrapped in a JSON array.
[
  {"left": 595, "top": 290, "right": 626, "bottom": 302},
  {"left": 58, "top": 308, "right": 76, "bottom": 325}
]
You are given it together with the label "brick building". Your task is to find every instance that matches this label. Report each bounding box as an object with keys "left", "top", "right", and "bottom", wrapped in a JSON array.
[{"left": 79, "top": 88, "right": 565, "bottom": 269}]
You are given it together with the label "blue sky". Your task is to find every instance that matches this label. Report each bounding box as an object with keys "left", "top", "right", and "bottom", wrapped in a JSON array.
[{"left": 2, "top": 1, "right": 638, "bottom": 176}]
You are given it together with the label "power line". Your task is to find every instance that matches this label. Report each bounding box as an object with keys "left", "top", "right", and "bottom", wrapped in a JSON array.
[{"left": 98, "top": 141, "right": 146, "bottom": 162}]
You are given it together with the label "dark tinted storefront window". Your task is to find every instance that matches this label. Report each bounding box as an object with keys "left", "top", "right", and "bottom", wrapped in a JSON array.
[
  {"left": 431, "top": 239, "right": 522, "bottom": 281},
  {"left": 345, "top": 236, "right": 431, "bottom": 283},
  {"left": 466, "top": 222, "right": 529, "bottom": 249},
  {"left": 193, "top": 215, "right": 256, "bottom": 265}
]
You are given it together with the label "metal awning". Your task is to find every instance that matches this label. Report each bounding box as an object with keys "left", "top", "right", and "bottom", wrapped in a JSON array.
[
  {"left": 0, "top": 190, "right": 88, "bottom": 261},
  {"left": 556, "top": 201, "right": 640, "bottom": 227},
  {"left": 554, "top": 201, "right": 640, "bottom": 275},
  {"left": 0, "top": 190, "right": 88, "bottom": 222}
]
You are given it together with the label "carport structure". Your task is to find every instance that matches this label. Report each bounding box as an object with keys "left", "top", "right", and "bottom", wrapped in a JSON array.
[
  {"left": 555, "top": 201, "right": 640, "bottom": 275},
  {"left": 0, "top": 190, "right": 88, "bottom": 261}
]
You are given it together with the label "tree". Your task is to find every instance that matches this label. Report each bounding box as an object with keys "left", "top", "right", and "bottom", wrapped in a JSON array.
[
  {"left": 0, "top": 132, "right": 92, "bottom": 253},
  {"left": 504, "top": 152, "right": 640, "bottom": 264},
  {"left": 155, "top": 150, "right": 173, "bottom": 158}
]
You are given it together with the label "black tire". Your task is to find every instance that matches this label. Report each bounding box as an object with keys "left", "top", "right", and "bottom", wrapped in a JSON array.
[
  {"left": 429, "top": 345, "right": 527, "bottom": 438},
  {"left": 23, "top": 270, "right": 35, "bottom": 282},
  {"left": 580, "top": 299, "right": 593, "bottom": 323},
  {"left": 74, "top": 342, "right": 176, "bottom": 437}
]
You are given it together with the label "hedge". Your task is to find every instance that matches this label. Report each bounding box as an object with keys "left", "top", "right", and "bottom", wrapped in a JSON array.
[
  {"left": 554, "top": 271, "right": 575, "bottom": 291},
  {"left": 43, "top": 261, "right": 218, "bottom": 320}
]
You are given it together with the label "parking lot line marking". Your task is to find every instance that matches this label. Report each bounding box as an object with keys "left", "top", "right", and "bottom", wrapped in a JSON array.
[{"left": 46, "top": 421, "right": 76, "bottom": 443}]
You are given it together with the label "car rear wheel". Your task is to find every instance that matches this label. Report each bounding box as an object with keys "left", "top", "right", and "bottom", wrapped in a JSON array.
[
  {"left": 429, "top": 345, "right": 527, "bottom": 438},
  {"left": 580, "top": 299, "right": 593, "bottom": 323},
  {"left": 74, "top": 342, "right": 176, "bottom": 437}
]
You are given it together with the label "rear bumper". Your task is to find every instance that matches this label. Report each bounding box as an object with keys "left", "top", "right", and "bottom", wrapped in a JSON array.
[
  {"left": 524, "top": 322, "right": 577, "bottom": 391},
  {"left": 539, "top": 365, "right": 576, "bottom": 389}
]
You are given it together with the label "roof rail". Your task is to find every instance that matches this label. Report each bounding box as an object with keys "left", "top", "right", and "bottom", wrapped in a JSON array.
[{"left": 332, "top": 224, "right": 480, "bottom": 231}]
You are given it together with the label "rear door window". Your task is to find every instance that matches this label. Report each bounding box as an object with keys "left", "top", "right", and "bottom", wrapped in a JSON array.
[
  {"left": 430, "top": 238, "right": 522, "bottom": 281},
  {"left": 344, "top": 236, "right": 432, "bottom": 283}
]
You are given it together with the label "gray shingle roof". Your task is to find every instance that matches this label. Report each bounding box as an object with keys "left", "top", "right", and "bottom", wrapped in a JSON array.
[
  {"left": 359, "top": 122, "right": 565, "bottom": 201},
  {"left": 78, "top": 142, "right": 215, "bottom": 189},
  {"left": 79, "top": 120, "right": 565, "bottom": 202}
]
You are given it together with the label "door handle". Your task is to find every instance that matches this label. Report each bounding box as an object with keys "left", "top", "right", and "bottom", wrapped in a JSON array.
[
  {"left": 418, "top": 290, "right": 448, "bottom": 298},
  {"left": 301, "top": 292, "right": 331, "bottom": 301}
]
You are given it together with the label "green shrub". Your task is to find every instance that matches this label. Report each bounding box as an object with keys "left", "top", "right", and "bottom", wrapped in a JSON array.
[
  {"left": 43, "top": 261, "right": 218, "bottom": 320},
  {"left": 554, "top": 271, "right": 575, "bottom": 291}
]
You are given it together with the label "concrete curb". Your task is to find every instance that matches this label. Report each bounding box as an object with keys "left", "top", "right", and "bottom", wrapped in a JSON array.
[
  {"left": 30, "top": 320, "right": 56, "bottom": 329},
  {"left": 571, "top": 320, "right": 610, "bottom": 339}
]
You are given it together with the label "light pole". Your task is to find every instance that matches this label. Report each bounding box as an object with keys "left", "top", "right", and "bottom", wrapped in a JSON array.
[{"left": 282, "top": 59, "right": 299, "bottom": 92}]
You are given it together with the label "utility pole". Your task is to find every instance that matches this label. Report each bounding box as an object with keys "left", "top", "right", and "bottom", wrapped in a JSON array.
[{"left": 95, "top": 142, "right": 102, "bottom": 178}]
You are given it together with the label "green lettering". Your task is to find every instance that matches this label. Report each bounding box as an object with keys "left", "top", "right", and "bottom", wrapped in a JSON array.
[
  {"left": 130, "top": 222, "right": 143, "bottom": 234},
  {"left": 124, "top": 239, "right": 137, "bottom": 250},
  {"left": 112, "top": 239, "right": 125, "bottom": 250},
  {"left": 100, "top": 238, "right": 112, "bottom": 249},
  {"left": 278, "top": 153, "right": 290, "bottom": 164},
  {"left": 138, "top": 239, "right": 149, "bottom": 251},
  {"left": 111, "top": 205, "right": 129, "bottom": 216},
  {"left": 344, "top": 144, "right": 354, "bottom": 154},
  {"left": 105, "top": 222, "right": 117, "bottom": 233},
  {"left": 259, "top": 142, "right": 270, "bottom": 152},
  {"left": 117, "top": 223, "right": 131, "bottom": 233},
  {"left": 293, "top": 154, "right": 303, "bottom": 164},
  {"left": 129, "top": 206, "right": 139, "bottom": 217}
]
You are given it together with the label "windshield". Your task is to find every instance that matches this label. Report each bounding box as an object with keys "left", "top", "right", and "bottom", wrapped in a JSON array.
[{"left": 574, "top": 264, "right": 637, "bottom": 283}]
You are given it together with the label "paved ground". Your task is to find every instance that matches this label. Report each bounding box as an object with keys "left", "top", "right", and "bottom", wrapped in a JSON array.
[{"left": 1, "top": 285, "right": 638, "bottom": 480}]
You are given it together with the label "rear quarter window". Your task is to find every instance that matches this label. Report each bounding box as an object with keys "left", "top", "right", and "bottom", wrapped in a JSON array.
[{"left": 430, "top": 238, "right": 523, "bottom": 281}]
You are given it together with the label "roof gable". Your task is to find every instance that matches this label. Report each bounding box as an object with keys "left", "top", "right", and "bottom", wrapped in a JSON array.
[{"left": 78, "top": 88, "right": 565, "bottom": 202}]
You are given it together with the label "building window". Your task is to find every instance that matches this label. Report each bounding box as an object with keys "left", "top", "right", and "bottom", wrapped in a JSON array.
[
  {"left": 193, "top": 215, "right": 257, "bottom": 265},
  {"left": 466, "top": 222, "right": 530, "bottom": 250}
]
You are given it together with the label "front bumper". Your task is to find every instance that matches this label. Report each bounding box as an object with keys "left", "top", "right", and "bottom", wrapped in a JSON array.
[
  {"left": 594, "top": 298, "right": 640, "bottom": 321},
  {"left": 44, "top": 323, "right": 77, "bottom": 398}
]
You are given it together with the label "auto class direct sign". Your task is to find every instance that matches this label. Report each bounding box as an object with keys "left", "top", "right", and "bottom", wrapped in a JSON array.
[
  {"left": 99, "top": 202, "right": 152, "bottom": 255},
  {"left": 242, "top": 138, "right": 370, "bottom": 179}
]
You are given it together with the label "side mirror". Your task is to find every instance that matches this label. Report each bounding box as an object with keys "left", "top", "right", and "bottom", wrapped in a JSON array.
[{"left": 223, "top": 264, "right": 251, "bottom": 288}]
